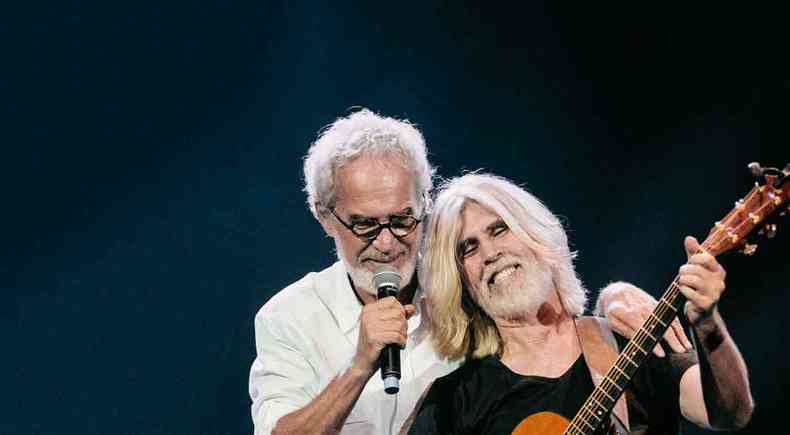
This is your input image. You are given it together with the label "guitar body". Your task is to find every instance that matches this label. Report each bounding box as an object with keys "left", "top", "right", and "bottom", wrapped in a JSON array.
[
  {"left": 511, "top": 411, "right": 617, "bottom": 435},
  {"left": 510, "top": 412, "right": 568, "bottom": 435}
]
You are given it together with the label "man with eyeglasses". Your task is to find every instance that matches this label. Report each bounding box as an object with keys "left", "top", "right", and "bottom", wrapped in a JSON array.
[{"left": 248, "top": 109, "right": 693, "bottom": 435}]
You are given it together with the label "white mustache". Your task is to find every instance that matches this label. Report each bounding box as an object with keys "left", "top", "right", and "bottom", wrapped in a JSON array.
[{"left": 361, "top": 250, "right": 405, "bottom": 263}]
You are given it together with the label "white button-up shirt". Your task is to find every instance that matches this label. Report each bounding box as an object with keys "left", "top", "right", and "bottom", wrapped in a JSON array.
[{"left": 249, "top": 261, "right": 458, "bottom": 435}]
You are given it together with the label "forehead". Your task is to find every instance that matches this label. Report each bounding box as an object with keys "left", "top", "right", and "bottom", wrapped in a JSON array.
[
  {"left": 335, "top": 153, "right": 417, "bottom": 217},
  {"left": 460, "top": 201, "right": 501, "bottom": 238}
]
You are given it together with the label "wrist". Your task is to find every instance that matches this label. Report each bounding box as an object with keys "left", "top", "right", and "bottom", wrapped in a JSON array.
[
  {"left": 595, "top": 281, "right": 628, "bottom": 317},
  {"left": 593, "top": 281, "right": 642, "bottom": 317},
  {"left": 349, "top": 356, "right": 376, "bottom": 380},
  {"left": 594, "top": 293, "right": 609, "bottom": 317},
  {"left": 690, "top": 307, "right": 722, "bottom": 336},
  {"left": 686, "top": 303, "right": 718, "bottom": 327},
  {"left": 692, "top": 310, "right": 726, "bottom": 353}
]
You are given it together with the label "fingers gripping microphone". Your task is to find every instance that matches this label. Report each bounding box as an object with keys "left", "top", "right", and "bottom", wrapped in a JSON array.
[{"left": 372, "top": 265, "right": 402, "bottom": 395}]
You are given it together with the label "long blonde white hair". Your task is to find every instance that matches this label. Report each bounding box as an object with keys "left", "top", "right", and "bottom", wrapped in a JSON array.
[{"left": 420, "top": 173, "right": 587, "bottom": 360}]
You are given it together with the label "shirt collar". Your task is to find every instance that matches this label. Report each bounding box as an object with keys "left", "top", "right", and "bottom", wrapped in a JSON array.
[
  {"left": 315, "top": 261, "right": 363, "bottom": 335},
  {"left": 316, "top": 261, "right": 428, "bottom": 335}
]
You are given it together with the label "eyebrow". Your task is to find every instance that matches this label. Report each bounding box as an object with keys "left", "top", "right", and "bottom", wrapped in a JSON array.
[
  {"left": 348, "top": 207, "right": 415, "bottom": 221},
  {"left": 457, "top": 218, "right": 506, "bottom": 253}
]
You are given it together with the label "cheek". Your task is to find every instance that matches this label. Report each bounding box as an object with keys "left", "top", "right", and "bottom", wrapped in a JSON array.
[
  {"left": 338, "top": 235, "right": 366, "bottom": 260},
  {"left": 407, "top": 238, "right": 420, "bottom": 255},
  {"left": 462, "top": 259, "right": 481, "bottom": 288}
]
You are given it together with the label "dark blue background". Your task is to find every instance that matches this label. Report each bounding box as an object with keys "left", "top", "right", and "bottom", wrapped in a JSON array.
[{"left": 3, "top": 2, "right": 786, "bottom": 434}]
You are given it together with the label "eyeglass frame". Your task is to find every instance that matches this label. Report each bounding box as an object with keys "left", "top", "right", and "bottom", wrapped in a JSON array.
[{"left": 328, "top": 207, "right": 424, "bottom": 242}]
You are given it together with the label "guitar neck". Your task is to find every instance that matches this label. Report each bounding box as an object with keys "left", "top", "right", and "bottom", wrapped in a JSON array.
[
  {"left": 564, "top": 278, "right": 687, "bottom": 435},
  {"left": 561, "top": 164, "right": 790, "bottom": 435}
]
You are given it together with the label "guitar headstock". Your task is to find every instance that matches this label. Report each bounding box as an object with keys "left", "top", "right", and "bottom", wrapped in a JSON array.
[{"left": 703, "top": 162, "right": 790, "bottom": 257}]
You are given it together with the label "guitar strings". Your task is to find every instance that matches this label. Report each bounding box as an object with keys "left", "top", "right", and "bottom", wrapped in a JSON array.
[{"left": 563, "top": 188, "right": 778, "bottom": 435}]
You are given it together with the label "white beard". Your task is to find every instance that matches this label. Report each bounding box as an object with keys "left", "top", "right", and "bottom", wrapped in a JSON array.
[
  {"left": 474, "top": 256, "right": 553, "bottom": 321},
  {"left": 335, "top": 241, "right": 417, "bottom": 295}
]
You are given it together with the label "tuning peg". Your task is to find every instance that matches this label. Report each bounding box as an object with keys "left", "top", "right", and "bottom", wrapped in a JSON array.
[
  {"left": 758, "top": 224, "right": 778, "bottom": 238},
  {"left": 749, "top": 162, "right": 790, "bottom": 187},
  {"left": 740, "top": 243, "right": 758, "bottom": 256},
  {"left": 748, "top": 162, "right": 764, "bottom": 177}
]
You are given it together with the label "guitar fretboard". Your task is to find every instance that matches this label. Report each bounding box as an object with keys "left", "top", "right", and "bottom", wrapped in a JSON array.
[{"left": 565, "top": 280, "right": 687, "bottom": 435}]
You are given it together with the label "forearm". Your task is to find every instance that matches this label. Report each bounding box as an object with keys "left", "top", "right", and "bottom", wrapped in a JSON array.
[
  {"left": 692, "top": 309, "right": 754, "bottom": 429},
  {"left": 272, "top": 365, "right": 372, "bottom": 435}
]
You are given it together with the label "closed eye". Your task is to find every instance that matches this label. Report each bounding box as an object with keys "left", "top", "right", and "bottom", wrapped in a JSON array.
[
  {"left": 490, "top": 220, "right": 508, "bottom": 237},
  {"left": 458, "top": 239, "right": 479, "bottom": 258}
]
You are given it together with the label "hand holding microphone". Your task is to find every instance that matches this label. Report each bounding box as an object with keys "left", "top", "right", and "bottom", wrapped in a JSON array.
[
  {"left": 350, "top": 266, "right": 415, "bottom": 394},
  {"left": 373, "top": 266, "right": 404, "bottom": 394}
]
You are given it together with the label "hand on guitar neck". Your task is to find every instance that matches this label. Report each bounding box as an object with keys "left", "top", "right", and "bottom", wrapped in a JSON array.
[
  {"left": 596, "top": 282, "right": 693, "bottom": 358},
  {"left": 677, "top": 236, "right": 726, "bottom": 327}
]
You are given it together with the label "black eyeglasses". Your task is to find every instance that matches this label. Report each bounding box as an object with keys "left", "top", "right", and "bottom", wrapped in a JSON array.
[{"left": 329, "top": 208, "right": 423, "bottom": 242}]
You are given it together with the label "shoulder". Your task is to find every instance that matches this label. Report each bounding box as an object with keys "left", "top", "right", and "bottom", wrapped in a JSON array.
[
  {"left": 254, "top": 262, "right": 345, "bottom": 329},
  {"left": 430, "top": 356, "right": 501, "bottom": 395}
]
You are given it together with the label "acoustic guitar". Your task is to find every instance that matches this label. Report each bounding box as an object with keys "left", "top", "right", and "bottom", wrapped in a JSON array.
[{"left": 511, "top": 162, "right": 789, "bottom": 435}]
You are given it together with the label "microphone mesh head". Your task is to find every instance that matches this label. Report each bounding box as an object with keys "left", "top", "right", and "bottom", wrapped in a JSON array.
[{"left": 372, "top": 265, "right": 401, "bottom": 290}]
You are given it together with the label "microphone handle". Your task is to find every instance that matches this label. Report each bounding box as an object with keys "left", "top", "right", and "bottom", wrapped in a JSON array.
[{"left": 377, "top": 285, "right": 401, "bottom": 394}]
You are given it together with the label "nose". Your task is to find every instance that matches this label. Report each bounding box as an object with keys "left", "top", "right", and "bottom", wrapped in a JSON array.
[
  {"left": 371, "top": 226, "right": 397, "bottom": 252},
  {"left": 479, "top": 239, "right": 501, "bottom": 265}
]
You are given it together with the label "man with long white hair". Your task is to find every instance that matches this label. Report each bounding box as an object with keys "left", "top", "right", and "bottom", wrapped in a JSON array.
[
  {"left": 405, "top": 173, "right": 754, "bottom": 434},
  {"left": 249, "top": 109, "right": 693, "bottom": 435}
]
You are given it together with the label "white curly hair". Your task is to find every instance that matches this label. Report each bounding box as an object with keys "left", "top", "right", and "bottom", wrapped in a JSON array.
[{"left": 303, "top": 108, "right": 435, "bottom": 219}]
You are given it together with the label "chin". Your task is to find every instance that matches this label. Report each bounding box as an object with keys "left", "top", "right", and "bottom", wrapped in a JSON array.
[
  {"left": 479, "top": 264, "right": 553, "bottom": 320},
  {"left": 345, "top": 257, "right": 417, "bottom": 295}
]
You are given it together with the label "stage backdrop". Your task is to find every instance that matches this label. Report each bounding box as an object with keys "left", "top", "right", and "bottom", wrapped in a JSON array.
[{"left": 3, "top": 2, "right": 786, "bottom": 434}]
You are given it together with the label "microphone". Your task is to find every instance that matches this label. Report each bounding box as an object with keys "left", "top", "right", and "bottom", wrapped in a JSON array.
[{"left": 372, "top": 265, "right": 402, "bottom": 395}]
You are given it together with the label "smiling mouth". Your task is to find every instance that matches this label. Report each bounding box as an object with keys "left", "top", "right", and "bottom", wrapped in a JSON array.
[{"left": 487, "top": 264, "right": 520, "bottom": 286}]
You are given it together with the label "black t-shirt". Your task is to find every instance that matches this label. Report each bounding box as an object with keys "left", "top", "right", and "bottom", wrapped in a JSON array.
[{"left": 408, "top": 335, "right": 697, "bottom": 435}]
